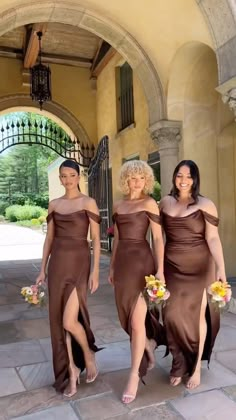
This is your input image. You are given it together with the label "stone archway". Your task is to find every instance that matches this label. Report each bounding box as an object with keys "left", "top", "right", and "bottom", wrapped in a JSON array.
[
  {"left": 0, "top": 1, "right": 166, "bottom": 126},
  {"left": 0, "top": 94, "right": 91, "bottom": 145},
  {"left": 196, "top": 0, "right": 236, "bottom": 85}
]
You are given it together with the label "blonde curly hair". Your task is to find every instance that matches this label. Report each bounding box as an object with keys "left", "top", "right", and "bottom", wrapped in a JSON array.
[{"left": 119, "top": 160, "right": 155, "bottom": 195}]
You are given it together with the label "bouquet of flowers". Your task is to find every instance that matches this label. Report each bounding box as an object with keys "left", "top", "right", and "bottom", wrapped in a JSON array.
[
  {"left": 208, "top": 280, "right": 232, "bottom": 310},
  {"left": 107, "top": 225, "right": 114, "bottom": 238},
  {"left": 21, "top": 284, "right": 47, "bottom": 307},
  {"left": 143, "top": 274, "right": 170, "bottom": 309}
]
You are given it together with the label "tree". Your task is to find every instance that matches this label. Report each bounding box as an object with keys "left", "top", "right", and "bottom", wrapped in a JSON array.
[{"left": 0, "top": 111, "right": 60, "bottom": 201}]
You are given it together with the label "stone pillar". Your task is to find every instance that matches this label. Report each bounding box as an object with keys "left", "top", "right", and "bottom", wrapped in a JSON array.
[
  {"left": 149, "top": 120, "right": 182, "bottom": 196},
  {"left": 222, "top": 88, "right": 236, "bottom": 120},
  {"left": 216, "top": 77, "right": 236, "bottom": 121}
]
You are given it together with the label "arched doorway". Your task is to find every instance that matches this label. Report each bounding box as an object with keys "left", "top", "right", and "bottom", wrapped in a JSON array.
[
  {"left": 0, "top": 1, "right": 166, "bottom": 126},
  {"left": 0, "top": 94, "right": 91, "bottom": 145}
]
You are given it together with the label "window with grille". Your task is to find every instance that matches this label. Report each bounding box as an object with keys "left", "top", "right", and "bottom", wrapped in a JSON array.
[{"left": 116, "top": 62, "right": 134, "bottom": 131}]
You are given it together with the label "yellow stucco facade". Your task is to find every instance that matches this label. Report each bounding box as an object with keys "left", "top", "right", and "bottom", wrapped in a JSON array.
[{"left": 0, "top": 0, "right": 235, "bottom": 276}]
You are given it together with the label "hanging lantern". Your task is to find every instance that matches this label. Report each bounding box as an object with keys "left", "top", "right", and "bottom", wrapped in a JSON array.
[{"left": 30, "top": 31, "right": 51, "bottom": 110}]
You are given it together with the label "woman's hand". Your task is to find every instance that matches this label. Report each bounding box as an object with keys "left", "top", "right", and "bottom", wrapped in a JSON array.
[
  {"left": 216, "top": 269, "right": 227, "bottom": 284},
  {"left": 108, "top": 269, "right": 114, "bottom": 286},
  {"left": 89, "top": 270, "right": 99, "bottom": 294},
  {"left": 35, "top": 271, "right": 46, "bottom": 286},
  {"left": 155, "top": 270, "right": 165, "bottom": 283}
]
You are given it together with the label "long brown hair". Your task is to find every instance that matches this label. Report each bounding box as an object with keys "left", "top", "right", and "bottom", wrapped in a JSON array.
[{"left": 170, "top": 160, "right": 201, "bottom": 206}]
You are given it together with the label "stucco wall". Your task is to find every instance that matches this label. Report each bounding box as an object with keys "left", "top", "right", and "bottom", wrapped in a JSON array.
[
  {"left": 0, "top": 57, "right": 97, "bottom": 144},
  {"left": 96, "top": 53, "right": 157, "bottom": 200}
]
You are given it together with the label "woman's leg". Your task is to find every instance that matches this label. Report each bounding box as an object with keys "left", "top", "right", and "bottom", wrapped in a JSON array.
[
  {"left": 63, "top": 332, "right": 81, "bottom": 397},
  {"left": 186, "top": 289, "right": 207, "bottom": 389},
  {"left": 122, "top": 294, "right": 147, "bottom": 404},
  {"left": 63, "top": 289, "right": 98, "bottom": 388},
  {"left": 145, "top": 337, "right": 157, "bottom": 370}
]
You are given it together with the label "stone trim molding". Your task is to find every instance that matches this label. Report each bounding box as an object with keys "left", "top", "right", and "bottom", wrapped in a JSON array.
[
  {"left": 222, "top": 89, "right": 236, "bottom": 119},
  {"left": 216, "top": 76, "right": 236, "bottom": 120},
  {"left": 196, "top": 0, "right": 236, "bottom": 84},
  {"left": 0, "top": 1, "right": 166, "bottom": 126},
  {"left": 0, "top": 94, "right": 91, "bottom": 144}
]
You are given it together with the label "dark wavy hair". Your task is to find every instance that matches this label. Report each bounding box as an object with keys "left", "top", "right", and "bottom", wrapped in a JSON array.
[
  {"left": 59, "top": 159, "right": 80, "bottom": 191},
  {"left": 170, "top": 160, "right": 200, "bottom": 206}
]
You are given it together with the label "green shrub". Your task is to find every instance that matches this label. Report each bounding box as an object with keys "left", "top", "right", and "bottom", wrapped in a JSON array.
[
  {"left": 0, "top": 215, "right": 5, "bottom": 223},
  {"left": 16, "top": 220, "right": 33, "bottom": 227},
  {"left": 5, "top": 205, "right": 46, "bottom": 222},
  {"left": 151, "top": 181, "right": 161, "bottom": 202},
  {"left": 5, "top": 205, "right": 22, "bottom": 222},
  {"left": 38, "top": 215, "right": 46, "bottom": 224},
  {"left": 0, "top": 200, "right": 9, "bottom": 216},
  {"left": 0, "top": 193, "right": 49, "bottom": 209},
  {"left": 31, "top": 218, "right": 41, "bottom": 226}
]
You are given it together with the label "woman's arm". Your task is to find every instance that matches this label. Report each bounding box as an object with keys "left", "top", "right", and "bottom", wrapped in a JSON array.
[
  {"left": 203, "top": 201, "right": 227, "bottom": 283},
  {"left": 36, "top": 201, "right": 55, "bottom": 284},
  {"left": 108, "top": 222, "right": 119, "bottom": 285},
  {"left": 87, "top": 199, "right": 101, "bottom": 293},
  {"left": 108, "top": 202, "right": 120, "bottom": 285},
  {"left": 147, "top": 199, "right": 165, "bottom": 281}
]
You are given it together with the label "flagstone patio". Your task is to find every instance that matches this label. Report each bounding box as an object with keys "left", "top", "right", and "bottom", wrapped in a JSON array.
[{"left": 0, "top": 231, "right": 236, "bottom": 419}]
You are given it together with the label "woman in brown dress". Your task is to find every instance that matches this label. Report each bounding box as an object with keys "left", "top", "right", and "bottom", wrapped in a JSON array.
[
  {"left": 35, "top": 159, "right": 101, "bottom": 397},
  {"left": 109, "top": 160, "right": 166, "bottom": 404},
  {"left": 160, "top": 160, "right": 227, "bottom": 389}
]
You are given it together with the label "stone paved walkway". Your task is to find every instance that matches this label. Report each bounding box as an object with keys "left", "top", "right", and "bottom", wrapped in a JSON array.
[{"left": 0, "top": 228, "right": 236, "bottom": 419}]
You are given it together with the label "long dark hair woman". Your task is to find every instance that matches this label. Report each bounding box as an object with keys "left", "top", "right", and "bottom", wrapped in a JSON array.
[
  {"left": 160, "top": 159, "right": 226, "bottom": 389},
  {"left": 36, "top": 159, "right": 101, "bottom": 397}
]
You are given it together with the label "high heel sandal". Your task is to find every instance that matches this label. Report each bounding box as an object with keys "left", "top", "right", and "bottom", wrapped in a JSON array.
[
  {"left": 86, "top": 363, "right": 99, "bottom": 383},
  {"left": 122, "top": 372, "right": 140, "bottom": 404},
  {"left": 170, "top": 376, "right": 182, "bottom": 386},
  {"left": 63, "top": 368, "right": 81, "bottom": 397}
]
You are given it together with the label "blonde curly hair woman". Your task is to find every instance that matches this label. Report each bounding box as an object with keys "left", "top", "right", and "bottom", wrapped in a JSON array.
[
  {"left": 108, "top": 159, "right": 166, "bottom": 404},
  {"left": 119, "top": 160, "right": 155, "bottom": 195}
]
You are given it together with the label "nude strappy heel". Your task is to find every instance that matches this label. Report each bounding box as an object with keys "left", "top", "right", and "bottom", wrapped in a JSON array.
[{"left": 63, "top": 368, "right": 81, "bottom": 397}]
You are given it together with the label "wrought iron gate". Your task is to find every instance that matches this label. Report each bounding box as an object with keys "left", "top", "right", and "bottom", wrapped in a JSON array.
[
  {"left": 88, "top": 135, "right": 112, "bottom": 251},
  {"left": 0, "top": 116, "right": 94, "bottom": 166},
  {"left": 0, "top": 116, "right": 112, "bottom": 250}
]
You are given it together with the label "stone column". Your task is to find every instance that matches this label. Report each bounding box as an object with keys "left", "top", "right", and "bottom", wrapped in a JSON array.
[
  {"left": 216, "top": 77, "right": 236, "bottom": 121},
  {"left": 149, "top": 120, "right": 182, "bottom": 196},
  {"left": 222, "top": 88, "right": 236, "bottom": 120}
]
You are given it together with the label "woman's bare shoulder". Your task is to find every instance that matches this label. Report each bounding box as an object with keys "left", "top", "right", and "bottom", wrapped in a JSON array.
[
  {"left": 113, "top": 199, "right": 124, "bottom": 213},
  {"left": 198, "top": 196, "right": 218, "bottom": 217},
  {"left": 159, "top": 195, "right": 173, "bottom": 210},
  {"left": 144, "top": 196, "right": 160, "bottom": 213},
  {"left": 84, "top": 196, "right": 99, "bottom": 214},
  {"left": 48, "top": 198, "right": 61, "bottom": 212}
]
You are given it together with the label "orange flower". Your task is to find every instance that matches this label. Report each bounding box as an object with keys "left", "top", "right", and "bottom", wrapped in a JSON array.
[{"left": 32, "top": 295, "right": 39, "bottom": 305}]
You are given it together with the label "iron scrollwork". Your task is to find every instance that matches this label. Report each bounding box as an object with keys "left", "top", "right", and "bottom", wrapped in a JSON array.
[{"left": 0, "top": 117, "right": 95, "bottom": 166}]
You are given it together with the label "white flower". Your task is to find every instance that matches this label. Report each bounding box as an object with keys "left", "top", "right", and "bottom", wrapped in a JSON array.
[
  {"left": 212, "top": 294, "right": 223, "bottom": 302},
  {"left": 39, "top": 292, "right": 45, "bottom": 297},
  {"left": 22, "top": 287, "right": 31, "bottom": 293}
]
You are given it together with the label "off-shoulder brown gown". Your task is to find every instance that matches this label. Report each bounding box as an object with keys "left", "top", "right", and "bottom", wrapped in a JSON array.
[
  {"left": 47, "top": 209, "right": 101, "bottom": 392},
  {"left": 112, "top": 211, "right": 166, "bottom": 379},
  {"left": 161, "top": 209, "right": 220, "bottom": 378}
]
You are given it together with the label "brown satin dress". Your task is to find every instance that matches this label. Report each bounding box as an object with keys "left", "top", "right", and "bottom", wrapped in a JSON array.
[
  {"left": 46, "top": 209, "right": 101, "bottom": 392},
  {"left": 161, "top": 209, "right": 220, "bottom": 378},
  {"left": 112, "top": 211, "right": 166, "bottom": 379}
]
